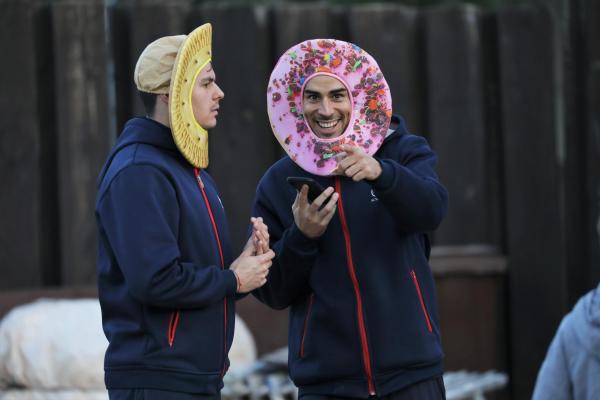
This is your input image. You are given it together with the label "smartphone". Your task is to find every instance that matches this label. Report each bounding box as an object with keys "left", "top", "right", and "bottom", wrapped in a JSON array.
[{"left": 286, "top": 177, "right": 325, "bottom": 202}]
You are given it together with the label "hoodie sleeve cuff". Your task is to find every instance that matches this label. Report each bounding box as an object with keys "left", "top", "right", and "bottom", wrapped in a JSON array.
[
  {"left": 286, "top": 222, "right": 319, "bottom": 254},
  {"left": 370, "top": 158, "right": 395, "bottom": 191},
  {"left": 224, "top": 269, "right": 238, "bottom": 296}
]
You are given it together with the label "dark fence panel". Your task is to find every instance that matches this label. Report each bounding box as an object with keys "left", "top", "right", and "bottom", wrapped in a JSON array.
[
  {"left": 561, "top": 0, "right": 590, "bottom": 307},
  {"left": 585, "top": 0, "right": 600, "bottom": 285},
  {"left": 480, "top": 11, "right": 505, "bottom": 252},
  {"left": 127, "top": 0, "right": 191, "bottom": 118},
  {"left": 195, "top": 4, "right": 278, "bottom": 253},
  {"left": 107, "top": 2, "right": 133, "bottom": 132},
  {"left": 497, "top": 6, "right": 567, "bottom": 398},
  {"left": 272, "top": 3, "right": 348, "bottom": 57},
  {"left": 0, "top": 0, "right": 57, "bottom": 289},
  {"left": 347, "top": 5, "right": 425, "bottom": 135},
  {"left": 2, "top": 2, "right": 599, "bottom": 398},
  {"left": 432, "top": 246, "right": 508, "bottom": 373},
  {"left": 425, "top": 5, "right": 497, "bottom": 247},
  {"left": 52, "top": 0, "right": 112, "bottom": 285},
  {"left": 194, "top": 5, "right": 290, "bottom": 340}
]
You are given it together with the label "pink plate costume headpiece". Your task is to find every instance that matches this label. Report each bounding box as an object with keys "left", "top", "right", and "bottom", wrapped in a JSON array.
[{"left": 267, "top": 39, "right": 392, "bottom": 176}]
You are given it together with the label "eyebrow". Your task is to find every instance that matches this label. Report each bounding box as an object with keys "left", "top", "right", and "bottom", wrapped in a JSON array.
[
  {"left": 329, "top": 88, "right": 347, "bottom": 95},
  {"left": 304, "top": 88, "right": 347, "bottom": 96},
  {"left": 199, "top": 76, "right": 215, "bottom": 85}
]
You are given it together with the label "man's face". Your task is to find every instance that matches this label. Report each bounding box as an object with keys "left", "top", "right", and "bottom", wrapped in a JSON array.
[
  {"left": 191, "top": 63, "right": 224, "bottom": 129},
  {"left": 302, "top": 75, "right": 351, "bottom": 139}
]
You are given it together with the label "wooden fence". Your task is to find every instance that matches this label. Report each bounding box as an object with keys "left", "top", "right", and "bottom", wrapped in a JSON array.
[{"left": 1, "top": 0, "right": 599, "bottom": 398}]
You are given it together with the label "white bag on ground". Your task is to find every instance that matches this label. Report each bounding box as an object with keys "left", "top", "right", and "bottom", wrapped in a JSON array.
[
  {"left": 0, "top": 299, "right": 106, "bottom": 389},
  {"left": 0, "top": 298, "right": 257, "bottom": 390}
]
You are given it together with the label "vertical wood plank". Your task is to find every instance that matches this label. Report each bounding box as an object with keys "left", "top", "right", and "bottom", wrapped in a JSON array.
[
  {"left": 192, "top": 4, "right": 278, "bottom": 253},
  {"left": 431, "top": 247, "right": 508, "bottom": 373},
  {"left": 0, "top": 0, "right": 58, "bottom": 289},
  {"left": 584, "top": 0, "right": 600, "bottom": 285},
  {"left": 127, "top": 0, "right": 191, "bottom": 117},
  {"left": 272, "top": 3, "right": 347, "bottom": 57},
  {"left": 557, "top": 0, "right": 589, "bottom": 307},
  {"left": 425, "top": 4, "right": 499, "bottom": 247},
  {"left": 348, "top": 4, "right": 425, "bottom": 135},
  {"left": 497, "top": 6, "right": 567, "bottom": 398},
  {"left": 189, "top": 5, "right": 289, "bottom": 343},
  {"left": 106, "top": 0, "right": 132, "bottom": 132},
  {"left": 52, "top": 0, "right": 112, "bottom": 284}
]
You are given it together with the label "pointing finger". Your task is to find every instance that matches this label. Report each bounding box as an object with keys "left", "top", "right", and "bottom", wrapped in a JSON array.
[{"left": 340, "top": 144, "right": 362, "bottom": 155}]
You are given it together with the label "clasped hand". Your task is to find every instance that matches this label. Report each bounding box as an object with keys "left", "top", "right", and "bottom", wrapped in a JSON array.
[{"left": 230, "top": 217, "right": 273, "bottom": 293}]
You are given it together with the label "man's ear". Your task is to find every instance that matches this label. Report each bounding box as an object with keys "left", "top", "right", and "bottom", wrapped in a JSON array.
[{"left": 158, "top": 93, "right": 169, "bottom": 105}]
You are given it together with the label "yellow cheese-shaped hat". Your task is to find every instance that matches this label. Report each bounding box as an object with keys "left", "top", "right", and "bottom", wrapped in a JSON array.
[{"left": 169, "top": 23, "right": 212, "bottom": 168}]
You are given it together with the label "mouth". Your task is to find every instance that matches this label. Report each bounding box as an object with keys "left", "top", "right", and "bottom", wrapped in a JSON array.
[{"left": 316, "top": 119, "right": 340, "bottom": 129}]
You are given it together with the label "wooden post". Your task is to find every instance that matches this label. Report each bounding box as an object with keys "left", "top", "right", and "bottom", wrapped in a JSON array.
[
  {"left": 106, "top": 0, "right": 133, "bottom": 131},
  {"left": 190, "top": 4, "right": 278, "bottom": 253},
  {"left": 431, "top": 245, "right": 508, "bottom": 374},
  {"left": 497, "top": 6, "right": 567, "bottom": 398},
  {"left": 0, "top": 0, "right": 58, "bottom": 288},
  {"left": 272, "top": 3, "right": 347, "bottom": 57},
  {"left": 584, "top": 0, "right": 600, "bottom": 285},
  {"left": 52, "top": 0, "right": 112, "bottom": 285},
  {"left": 189, "top": 4, "right": 289, "bottom": 347},
  {"left": 348, "top": 4, "right": 426, "bottom": 136},
  {"left": 553, "top": 0, "right": 591, "bottom": 306},
  {"left": 127, "top": 0, "right": 191, "bottom": 118},
  {"left": 425, "top": 4, "right": 502, "bottom": 248}
]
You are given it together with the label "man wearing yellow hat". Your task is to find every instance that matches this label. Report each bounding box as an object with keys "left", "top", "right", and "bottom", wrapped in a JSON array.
[{"left": 95, "top": 24, "right": 273, "bottom": 399}]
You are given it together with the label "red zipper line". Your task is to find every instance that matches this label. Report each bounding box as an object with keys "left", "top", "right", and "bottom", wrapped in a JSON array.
[
  {"left": 299, "top": 293, "right": 314, "bottom": 358},
  {"left": 335, "top": 178, "right": 376, "bottom": 396},
  {"left": 196, "top": 169, "right": 225, "bottom": 267},
  {"left": 410, "top": 270, "right": 433, "bottom": 333},
  {"left": 195, "top": 168, "right": 228, "bottom": 377},
  {"left": 168, "top": 311, "right": 180, "bottom": 347}
]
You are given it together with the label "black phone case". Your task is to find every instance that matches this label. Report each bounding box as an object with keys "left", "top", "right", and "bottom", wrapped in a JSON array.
[{"left": 286, "top": 177, "right": 325, "bottom": 202}]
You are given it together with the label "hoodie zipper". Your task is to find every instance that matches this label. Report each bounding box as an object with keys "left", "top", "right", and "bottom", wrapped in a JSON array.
[
  {"left": 335, "top": 177, "right": 376, "bottom": 396},
  {"left": 410, "top": 270, "right": 433, "bottom": 333},
  {"left": 167, "top": 310, "right": 180, "bottom": 347},
  {"left": 299, "top": 293, "right": 314, "bottom": 358},
  {"left": 195, "top": 168, "right": 229, "bottom": 377}
]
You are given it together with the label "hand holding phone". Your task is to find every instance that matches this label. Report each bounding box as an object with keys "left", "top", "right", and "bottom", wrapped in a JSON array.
[{"left": 288, "top": 177, "right": 339, "bottom": 239}]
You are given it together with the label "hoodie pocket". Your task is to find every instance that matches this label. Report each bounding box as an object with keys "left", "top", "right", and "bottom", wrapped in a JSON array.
[
  {"left": 299, "top": 294, "right": 314, "bottom": 358},
  {"left": 410, "top": 270, "right": 433, "bottom": 333},
  {"left": 167, "top": 310, "right": 181, "bottom": 347}
]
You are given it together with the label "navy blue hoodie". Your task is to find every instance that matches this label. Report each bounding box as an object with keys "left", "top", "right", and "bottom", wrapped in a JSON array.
[
  {"left": 95, "top": 117, "right": 237, "bottom": 393},
  {"left": 252, "top": 116, "right": 448, "bottom": 398}
]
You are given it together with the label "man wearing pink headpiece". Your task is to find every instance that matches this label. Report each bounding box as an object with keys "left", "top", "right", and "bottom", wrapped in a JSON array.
[{"left": 251, "top": 39, "right": 449, "bottom": 399}]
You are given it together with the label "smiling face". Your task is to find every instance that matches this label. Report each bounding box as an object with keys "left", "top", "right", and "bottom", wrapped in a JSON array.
[
  {"left": 191, "top": 63, "right": 225, "bottom": 129},
  {"left": 302, "top": 75, "right": 351, "bottom": 139}
]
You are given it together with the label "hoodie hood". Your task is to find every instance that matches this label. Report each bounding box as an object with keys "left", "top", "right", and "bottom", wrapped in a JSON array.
[
  {"left": 113, "top": 117, "right": 176, "bottom": 154},
  {"left": 571, "top": 282, "right": 600, "bottom": 358},
  {"left": 97, "top": 117, "right": 178, "bottom": 186}
]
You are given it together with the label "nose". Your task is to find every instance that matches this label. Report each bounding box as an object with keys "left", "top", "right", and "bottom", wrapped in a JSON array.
[
  {"left": 214, "top": 83, "right": 224, "bottom": 100},
  {"left": 318, "top": 98, "right": 333, "bottom": 117}
]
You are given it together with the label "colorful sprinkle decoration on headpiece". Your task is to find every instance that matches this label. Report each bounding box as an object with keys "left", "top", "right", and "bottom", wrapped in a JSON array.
[{"left": 267, "top": 39, "right": 392, "bottom": 176}]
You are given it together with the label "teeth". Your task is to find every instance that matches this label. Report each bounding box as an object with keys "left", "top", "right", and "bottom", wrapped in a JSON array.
[{"left": 317, "top": 120, "right": 339, "bottom": 128}]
